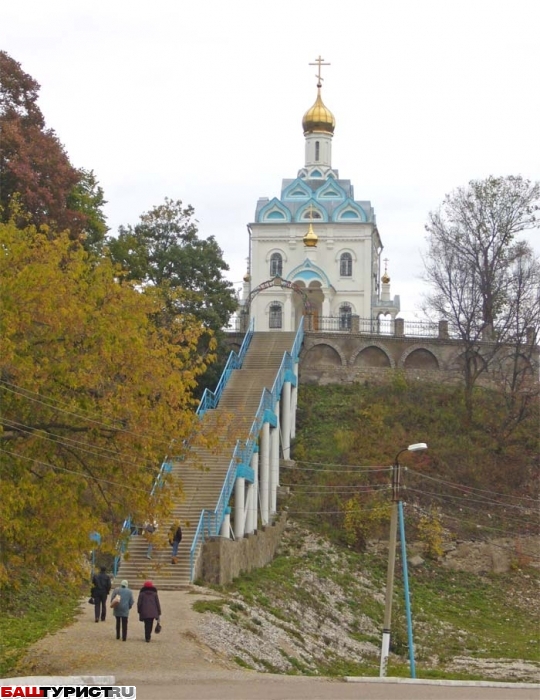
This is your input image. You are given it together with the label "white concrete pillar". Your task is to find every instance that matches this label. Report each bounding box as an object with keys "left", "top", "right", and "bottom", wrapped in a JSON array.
[
  {"left": 290, "top": 362, "right": 299, "bottom": 440},
  {"left": 249, "top": 450, "right": 259, "bottom": 533},
  {"left": 245, "top": 482, "right": 254, "bottom": 534},
  {"left": 281, "top": 381, "right": 292, "bottom": 460},
  {"left": 234, "top": 477, "right": 245, "bottom": 539},
  {"left": 270, "top": 401, "right": 280, "bottom": 515},
  {"left": 220, "top": 512, "right": 230, "bottom": 539},
  {"left": 260, "top": 422, "right": 270, "bottom": 525}
]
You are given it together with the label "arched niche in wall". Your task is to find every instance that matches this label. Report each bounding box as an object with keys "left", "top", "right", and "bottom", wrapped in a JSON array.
[
  {"left": 353, "top": 345, "right": 392, "bottom": 368},
  {"left": 453, "top": 351, "right": 487, "bottom": 373},
  {"left": 303, "top": 343, "right": 344, "bottom": 367},
  {"left": 403, "top": 348, "right": 439, "bottom": 370}
]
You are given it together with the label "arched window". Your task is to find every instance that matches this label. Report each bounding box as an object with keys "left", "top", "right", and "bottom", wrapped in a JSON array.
[
  {"left": 270, "top": 252, "right": 283, "bottom": 277},
  {"left": 269, "top": 303, "right": 283, "bottom": 329},
  {"left": 315, "top": 141, "right": 320, "bottom": 162},
  {"left": 339, "top": 304, "right": 352, "bottom": 331},
  {"left": 340, "top": 252, "right": 352, "bottom": 276}
]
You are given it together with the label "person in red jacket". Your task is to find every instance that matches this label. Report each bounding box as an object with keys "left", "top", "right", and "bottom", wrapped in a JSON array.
[{"left": 137, "top": 580, "right": 161, "bottom": 642}]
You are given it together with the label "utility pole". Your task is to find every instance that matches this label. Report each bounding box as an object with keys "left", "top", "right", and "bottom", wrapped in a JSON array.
[
  {"left": 379, "top": 455, "right": 401, "bottom": 676},
  {"left": 379, "top": 443, "right": 427, "bottom": 677}
]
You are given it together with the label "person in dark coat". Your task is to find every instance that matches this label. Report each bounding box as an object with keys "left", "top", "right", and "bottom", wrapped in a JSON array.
[
  {"left": 91, "top": 566, "right": 111, "bottom": 623},
  {"left": 137, "top": 580, "right": 161, "bottom": 642},
  {"left": 111, "top": 579, "right": 134, "bottom": 641},
  {"left": 169, "top": 522, "right": 182, "bottom": 564}
]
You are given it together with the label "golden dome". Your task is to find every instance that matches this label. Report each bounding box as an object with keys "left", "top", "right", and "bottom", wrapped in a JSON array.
[
  {"left": 303, "top": 223, "right": 318, "bottom": 247},
  {"left": 302, "top": 88, "right": 335, "bottom": 135},
  {"left": 382, "top": 259, "right": 390, "bottom": 284}
]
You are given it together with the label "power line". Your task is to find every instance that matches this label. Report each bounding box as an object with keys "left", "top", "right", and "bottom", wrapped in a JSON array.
[
  {"left": 0, "top": 447, "right": 151, "bottom": 493},
  {"left": 0, "top": 417, "right": 164, "bottom": 473},
  {"left": 281, "top": 483, "right": 390, "bottom": 492},
  {"left": 404, "top": 484, "right": 538, "bottom": 514},
  {"left": 0, "top": 380, "right": 182, "bottom": 447},
  {"left": 405, "top": 487, "right": 538, "bottom": 528},
  {"left": 283, "top": 462, "right": 391, "bottom": 473},
  {"left": 432, "top": 509, "right": 540, "bottom": 541},
  {"left": 406, "top": 467, "right": 538, "bottom": 503}
]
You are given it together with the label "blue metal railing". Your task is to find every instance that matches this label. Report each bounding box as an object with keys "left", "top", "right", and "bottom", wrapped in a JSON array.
[
  {"left": 197, "top": 319, "right": 254, "bottom": 417},
  {"left": 112, "top": 451, "right": 174, "bottom": 576},
  {"left": 113, "top": 515, "right": 134, "bottom": 577},
  {"left": 113, "top": 321, "right": 255, "bottom": 575},
  {"left": 189, "top": 318, "right": 304, "bottom": 581}
]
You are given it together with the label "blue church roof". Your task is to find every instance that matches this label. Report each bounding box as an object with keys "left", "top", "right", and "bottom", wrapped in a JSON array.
[{"left": 254, "top": 176, "right": 376, "bottom": 224}]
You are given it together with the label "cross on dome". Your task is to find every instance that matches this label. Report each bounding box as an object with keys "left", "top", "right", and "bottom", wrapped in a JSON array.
[
  {"left": 302, "top": 56, "right": 335, "bottom": 136},
  {"left": 309, "top": 55, "right": 330, "bottom": 88}
]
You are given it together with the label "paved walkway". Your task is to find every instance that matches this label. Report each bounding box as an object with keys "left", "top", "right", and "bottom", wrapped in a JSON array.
[{"left": 20, "top": 588, "right": 240, "bottom": 682}]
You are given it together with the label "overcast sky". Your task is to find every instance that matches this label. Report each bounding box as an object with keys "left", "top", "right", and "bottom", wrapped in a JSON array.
[{"left": 3, "top": 0, "right": 539, "bottom": 318}]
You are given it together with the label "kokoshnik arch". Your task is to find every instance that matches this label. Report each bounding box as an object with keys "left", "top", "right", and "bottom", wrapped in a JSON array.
[{"left": 238, "top": 56, "right": 400, "bottom": 332}]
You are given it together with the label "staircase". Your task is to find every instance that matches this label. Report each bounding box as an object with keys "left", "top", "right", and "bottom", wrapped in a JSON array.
[{"left": 115, "top": 331, "right": 296, "bottom": 590}]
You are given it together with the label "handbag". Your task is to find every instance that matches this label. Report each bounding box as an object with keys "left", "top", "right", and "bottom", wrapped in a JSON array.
[
  {"left": 88, "top": 597, "right": 95, "bottom": 605},
  {"left": 110, "top": 593, "right": 121, "bottom": 608},
  {"left": 155, "top": 621, "right": 162, "bottom": 634}
]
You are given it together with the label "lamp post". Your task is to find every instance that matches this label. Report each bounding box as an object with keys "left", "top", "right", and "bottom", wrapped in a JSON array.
[{"left": 379, "top": 442, "right": 427, "bottom": 678}]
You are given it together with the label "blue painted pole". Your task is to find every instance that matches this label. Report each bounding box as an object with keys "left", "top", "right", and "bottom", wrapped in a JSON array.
[{"left": 398, "top": 500, "right": 416, "bottom": 678}]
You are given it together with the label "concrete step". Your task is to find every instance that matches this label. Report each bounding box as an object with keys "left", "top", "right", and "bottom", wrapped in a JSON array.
[{"left": 117, "top": 331, "right": 298, "bottom": 589}]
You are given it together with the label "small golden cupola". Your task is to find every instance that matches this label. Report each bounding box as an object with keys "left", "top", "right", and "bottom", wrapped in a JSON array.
[
  {"left": 303, "top": 222, "right": 318, "bottom": 247},
  {"left": 382, "top": 259, "right": 390, "bottom": 284}
]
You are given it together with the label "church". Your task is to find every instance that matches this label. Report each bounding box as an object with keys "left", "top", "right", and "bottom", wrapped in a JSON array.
[{"left": 239, "top": 58, "right": 400, "bottom": 332}]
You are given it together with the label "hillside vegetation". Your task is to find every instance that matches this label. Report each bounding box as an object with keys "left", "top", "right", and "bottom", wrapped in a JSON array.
[
  {"left": 289, "top": 380, "right": 538, "bottom": 548},
  {"left": 193, "top": 380, "right": 540, "bottom": 681}
]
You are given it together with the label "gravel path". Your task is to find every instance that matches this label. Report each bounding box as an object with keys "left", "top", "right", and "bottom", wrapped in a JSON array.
[{"left": 19, "top": 588, "right": 245, "bottom": 684}]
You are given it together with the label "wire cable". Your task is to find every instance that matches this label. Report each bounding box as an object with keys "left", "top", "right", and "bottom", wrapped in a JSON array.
[
  {"left": 282, "top": 462, "right": 391, "bottom": 473},
  {"left": 0, "top": 380, "right": 184, "bottom": 447},
  {"left": 0, "top": 447, "right": 151, "bottom": 493},
  {"left": 0, "top": 416, "right": 164, "bottom": 473},
  {"left": 404, "top": 484, "right": 538, "bottom": 515},
  {"left": 405, "top": 487, "right": 539, "bottom": 528},
  {"left": 406, "top": 467, "right": 538, "bottom": 503},
  {"left": 281, "top": 483, "right": 390, "bottom": 492}
]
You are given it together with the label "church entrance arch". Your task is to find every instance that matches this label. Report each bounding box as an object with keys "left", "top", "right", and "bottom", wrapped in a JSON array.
[
  {"left": 246, "top": 277, "right": 311, "bottom": 309},
  {"left": 292, "top": 280, "right": 324, "bottom": 330},
  {"left": 246, "top": 277, "right": 312, "bottom": 331}
]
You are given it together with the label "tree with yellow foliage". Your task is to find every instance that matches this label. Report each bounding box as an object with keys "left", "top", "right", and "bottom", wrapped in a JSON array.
[{"left": 0, "top": 216, "right": 212, "bottom": 589}]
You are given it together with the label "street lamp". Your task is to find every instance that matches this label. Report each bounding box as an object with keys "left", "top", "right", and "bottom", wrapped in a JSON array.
[{"left": 379, "top": 442, "right": 427, "bottom": 678}]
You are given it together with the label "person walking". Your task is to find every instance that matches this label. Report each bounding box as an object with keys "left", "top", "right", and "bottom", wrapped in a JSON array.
[
  {"left": 144, "top": 520, "right": 158, "bottom": 559},
  {"left": 169, "top": 522, "right": 182, "bottom": 564},
  {"left": 137, "top": 580, "right": 161, "bottom": 643},
  {"left": 110, "top": 579, "right": 134, "bottom": 641},
  {"left": 91, "top": 566, "right": 111, "bottom": 623}
]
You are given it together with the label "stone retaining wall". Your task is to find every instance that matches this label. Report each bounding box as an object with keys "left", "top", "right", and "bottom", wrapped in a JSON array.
[{"left": 200, "top": 513, "right": 288, "bottom": 585}]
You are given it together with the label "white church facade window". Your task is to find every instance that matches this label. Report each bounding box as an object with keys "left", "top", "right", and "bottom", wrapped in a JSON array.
[
  {"left": 270, "top": 252, "right": 283, "bottom": 277},
  {"left": 340, "top": 252, "right": 352, "bottom": 277}
]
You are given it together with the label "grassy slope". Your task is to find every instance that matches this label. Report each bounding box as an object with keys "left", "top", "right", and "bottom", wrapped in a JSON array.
[
  {"left": 0, "top": 583, "right": 81, "bottom": 677},
  {"left": 192, "top": 381, "right": 539, "bottom": 681},
  {"left": 2, "top": 381, "right": 538, "bottom": 680},
  {"left": 193, "top": 522, "right": 539, "bottom": 680}
]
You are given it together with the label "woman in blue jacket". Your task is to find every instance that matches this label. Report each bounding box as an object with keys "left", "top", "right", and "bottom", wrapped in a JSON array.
[{"left": 111, "top": 580, "right": 134, "bottom": 641}]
